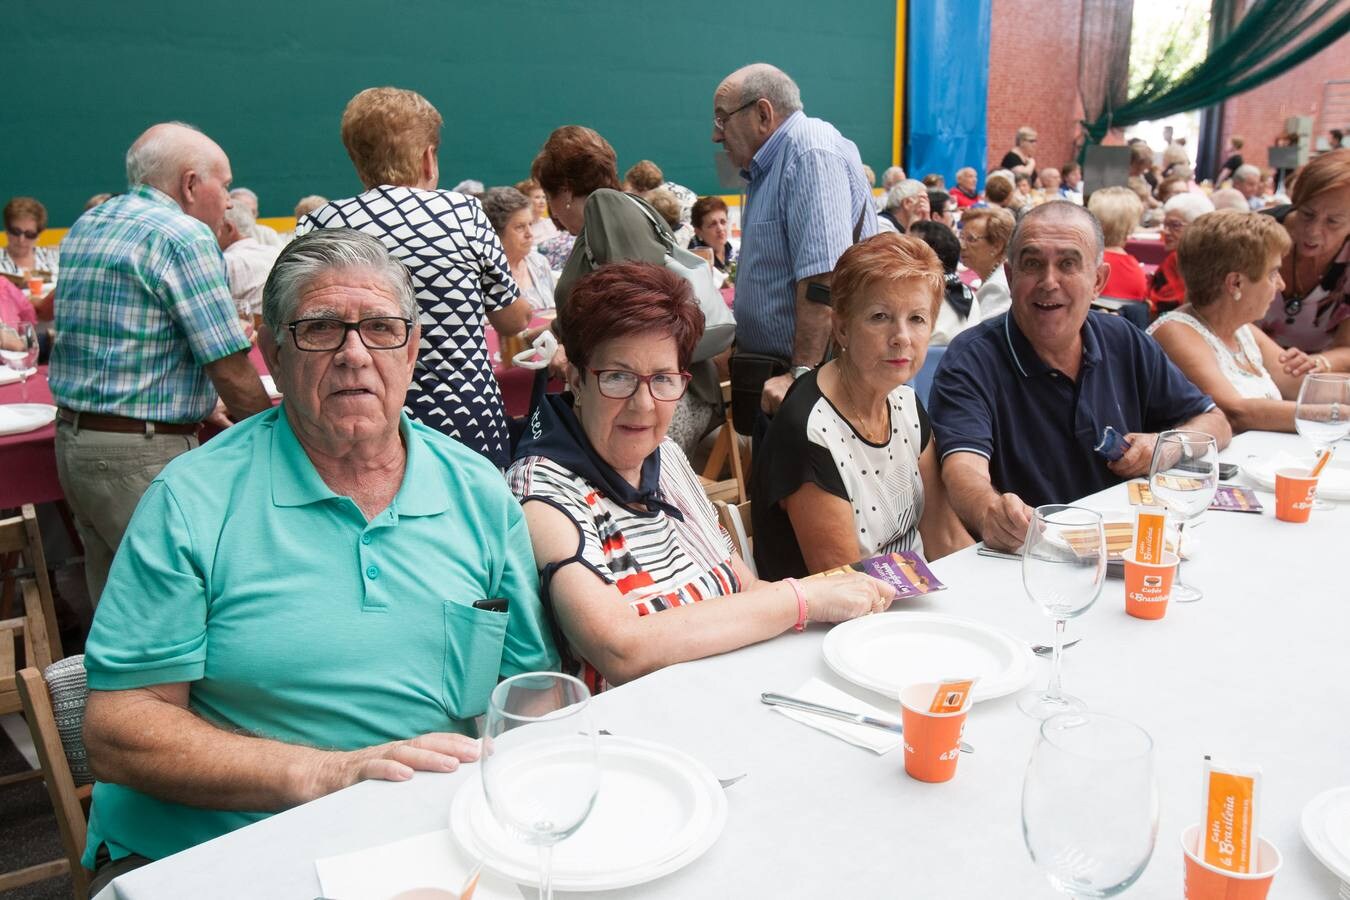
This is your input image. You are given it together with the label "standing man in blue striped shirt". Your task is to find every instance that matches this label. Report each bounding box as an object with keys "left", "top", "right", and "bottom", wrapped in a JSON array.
[
  {"left": 712, "top": 64, "right": 877, "bottom": 424},
  {"left": 50, "top": 122, "right": 271, "bottom": 605}
]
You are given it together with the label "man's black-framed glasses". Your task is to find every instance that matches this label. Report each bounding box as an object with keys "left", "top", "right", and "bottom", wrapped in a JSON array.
[
  {"left": 287, "top": 316, "right": 414, "bottom": 351},
  {"left": 713, "top": 98, "right": 760, "bottom": 131},
  {"left": 589, "top": 368, "right": 692, "bottom": 402}
]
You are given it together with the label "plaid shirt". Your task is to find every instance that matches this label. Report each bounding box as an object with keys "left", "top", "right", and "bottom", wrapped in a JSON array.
[{"left": 49, "top": 184, "right": 250, "bottom": 422}]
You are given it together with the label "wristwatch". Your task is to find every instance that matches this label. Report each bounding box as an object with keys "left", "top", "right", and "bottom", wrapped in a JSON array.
[{"left": 790, "top": 365, "right": 812, "bottom": 380}]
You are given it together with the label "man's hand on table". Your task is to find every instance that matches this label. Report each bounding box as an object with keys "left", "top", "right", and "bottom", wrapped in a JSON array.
[
  {"left": 1107, "top": 432, "right": 1157, "bottom": 479},
  {"left": 980, "top": 492, "right": 1034, "bottom": 552},
  {"left": 310, "top": 732, "right": 481, "bottom": 800},
  {"left": 761, "top": 373, "right": 794, "bottom": 415}
]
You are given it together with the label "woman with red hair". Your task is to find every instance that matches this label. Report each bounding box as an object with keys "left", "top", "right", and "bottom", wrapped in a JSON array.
[{"left": 508, "top": 261, "right": 894, "bottom": 692}]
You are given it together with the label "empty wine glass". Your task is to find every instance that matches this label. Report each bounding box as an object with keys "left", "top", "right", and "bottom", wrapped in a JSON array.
[
  {"left": 1018, "top": 505, "right": 1106, "bottom": 720},
  {"left": 1023, "top": 712, "right": 1158, "bottom": 897},
  {"left": 1294, "top": 373, "right": 1350, "bottom": 510},
  {"left": 1147, "top": 431, "right": 1218, "bottom": 602},
  {"left": 481, "top": 672, "right": 599, "bottom": 900},
  {"left": 0, "top": 322, "right": 39, "bottom": 402}
]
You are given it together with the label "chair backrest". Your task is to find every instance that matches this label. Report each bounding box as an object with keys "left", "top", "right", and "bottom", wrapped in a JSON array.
[
  {"left": 15, "top": 655, "right": 91, "bottom": 898},
  {"left": 714, "top": 499, "right": 756, "bottom": 578},
  {"left": 908, "top": 344, "right": 947, "bottom": 408},
  {"left": 0, "top": 504, "right": 63, "bottom": 715}
]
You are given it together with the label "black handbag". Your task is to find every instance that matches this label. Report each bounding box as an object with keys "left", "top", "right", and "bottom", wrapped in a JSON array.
[{"left": 727, "top": 352, "right": 789, "bottom": 435}]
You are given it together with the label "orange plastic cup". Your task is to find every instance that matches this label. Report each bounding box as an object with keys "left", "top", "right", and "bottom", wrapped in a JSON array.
[
  {"left": 1274, "top": 467, "right": 1317, "bottom": 523},
  {"left": 1121, "top": 549, "right": 1178, "bottom": 620},
  {"left": 27, "top": 277, "right": 43, "bottom": 298},
  {"left": 1181, "top": 823, "right": 1281, "bottom": 899},
  {"left": 898, "top": 682, "right": 970, "bottom": 783}
]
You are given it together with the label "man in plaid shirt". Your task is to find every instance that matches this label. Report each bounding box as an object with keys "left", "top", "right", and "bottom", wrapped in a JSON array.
[{"left": 49, "top": 122, "right": 271, "bottom": 605}]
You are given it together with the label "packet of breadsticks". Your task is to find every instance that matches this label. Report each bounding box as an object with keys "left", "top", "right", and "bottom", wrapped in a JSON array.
[{"left": 1201, "top": 756, "right": 1261, "bottom": 873}]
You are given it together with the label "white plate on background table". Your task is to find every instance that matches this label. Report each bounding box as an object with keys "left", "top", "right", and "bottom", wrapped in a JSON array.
[
  {"left": 823, "top": 612, "right": 1037, "bottom": 703},
  {"left": 1244, "top": 451, "right": 1350, "bottom": 500},
  {"left": 450, "top": 734, "right": 727, "bottom": 891},
  {"left": 0, "top": 403, "right": 55, "bottom": 436},
  {"left": 1301, "top": 786, "right": 1350, "bottom": 885}
]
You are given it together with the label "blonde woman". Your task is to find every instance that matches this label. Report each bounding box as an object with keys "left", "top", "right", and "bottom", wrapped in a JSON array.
[{"left": 1087, "top": 187, "right": 1148, "bottom": 301}]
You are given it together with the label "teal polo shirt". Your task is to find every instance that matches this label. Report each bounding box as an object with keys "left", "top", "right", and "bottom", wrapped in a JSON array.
[{"left": 81, "top": 405, "right": 558, "bottom": 866}]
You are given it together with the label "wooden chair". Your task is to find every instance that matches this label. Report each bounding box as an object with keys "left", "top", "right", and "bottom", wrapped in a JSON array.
[
  {"left": 0, "top": 504, "right": 64, "bottom": 784},
  {"left": 701, "top": 381, "right": 751, "bottom": 504},
  {"left": 714, "top": 498, "right": 757, "bottom": 578},
  {"left": 10, "top": 657, "right": 92, "bottom": 898}
]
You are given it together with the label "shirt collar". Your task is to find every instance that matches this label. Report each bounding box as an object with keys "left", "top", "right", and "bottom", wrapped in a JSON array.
[
  {"left": 127, "top": 183, "right": 180, "bottom": 209},
  {"left": 746, "top": 110, "right": 804, "bottom": 181},
  {"left": 1002, "top": 309, "right": 1102, "bottom": 378},
  {"left": 270, "top": 408, "right": 449, "bottom": 517}
]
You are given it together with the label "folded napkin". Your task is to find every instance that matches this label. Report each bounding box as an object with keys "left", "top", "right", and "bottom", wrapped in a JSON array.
[
  {"left": 314, "top": 828, "right": 521, "bottom": 900},
  {"left": 0, "top": 402, "right": 56, "bottom": 436},
  {"left": 770, "top": 678, "right": 902, "bottom": 755},
  {"left": 260, "top": 374, "right": 282, "bottom": 399},
  {"left": 0, "top": 366, "right": 37, "bottom": 386}
]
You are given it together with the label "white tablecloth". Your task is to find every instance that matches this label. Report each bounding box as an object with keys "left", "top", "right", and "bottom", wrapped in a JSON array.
[{"left": 97, "top": 430, "right": 1349, "bottom": 898}]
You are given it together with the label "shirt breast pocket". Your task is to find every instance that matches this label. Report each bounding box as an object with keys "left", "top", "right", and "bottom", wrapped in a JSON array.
[{"left": 442, "top": 600, "right": 509, "bottom": 721}]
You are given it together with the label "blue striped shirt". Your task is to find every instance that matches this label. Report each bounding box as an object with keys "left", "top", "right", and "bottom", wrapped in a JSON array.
[
  {"left": 49, "top": 185, "right": 250, "bottom": 422},
  {"left": 735, "top": 111, "right": 877, "bottom": 359}
]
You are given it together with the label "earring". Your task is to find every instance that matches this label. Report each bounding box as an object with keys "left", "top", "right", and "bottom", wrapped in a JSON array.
[{"left": 1233, "top": 289, "right": 1242, "bottom": 303}]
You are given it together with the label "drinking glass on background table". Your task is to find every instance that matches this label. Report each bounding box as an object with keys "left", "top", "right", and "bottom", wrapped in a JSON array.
[
  {"left": 481, "top": 672, "right": 599, "bottom": 900},
  {"left": 1018, "top": 506, "right": 1106, "bottom": 720},
  {"left": 1294, "top": 373, "right": 1350, "bottom": 510},
  {"left": 0, "top": 322, "right": 39, "bottom": 402},
  {"left": 1147, "top": 431, "right": 1218, "bottom": 603},
  {"left": 1023, "top": 712, "right": 1158, "bottom": 898}
]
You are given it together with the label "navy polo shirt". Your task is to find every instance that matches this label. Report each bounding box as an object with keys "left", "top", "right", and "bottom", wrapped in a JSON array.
[{"left": 928, "top": 311, "right": 1215, "bottom": 508}]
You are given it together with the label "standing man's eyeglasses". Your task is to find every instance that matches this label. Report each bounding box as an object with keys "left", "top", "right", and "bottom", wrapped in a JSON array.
[{"left": 713, "top": 98, "right": 761, "bottom": 131}]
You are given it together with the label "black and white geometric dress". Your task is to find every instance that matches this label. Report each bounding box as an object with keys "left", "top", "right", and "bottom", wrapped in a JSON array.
[{"left": 298, "top": 186, "right": 518, "bottom": 466}]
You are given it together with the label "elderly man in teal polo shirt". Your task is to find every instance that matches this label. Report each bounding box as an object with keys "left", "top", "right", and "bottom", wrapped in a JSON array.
[{"left": 79, "top": 229, "right": 558, "bottom": 890}]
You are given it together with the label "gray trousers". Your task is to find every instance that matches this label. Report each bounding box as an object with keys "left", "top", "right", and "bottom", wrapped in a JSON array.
[{"left": 53, "top": 421, "right": 197, "bottom": 606}]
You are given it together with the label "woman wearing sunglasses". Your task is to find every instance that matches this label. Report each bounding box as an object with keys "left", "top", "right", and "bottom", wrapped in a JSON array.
[
  {"left": 1258, "top": 149, "right": 1350, "bottom": 375},
  {"left": 1, "top": 197, "right": 59, "bottom": 278},
  {"left": 508, "top": 261, "right": 895, "bottom": 693}
]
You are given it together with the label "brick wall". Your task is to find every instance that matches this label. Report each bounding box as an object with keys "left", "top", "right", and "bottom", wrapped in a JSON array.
[
  {"left": 984, "top": 0, "right": 1085, "bottom": 179},
  {"left": 1220, "top": 29, "right": 1350, "bottom": 171}
]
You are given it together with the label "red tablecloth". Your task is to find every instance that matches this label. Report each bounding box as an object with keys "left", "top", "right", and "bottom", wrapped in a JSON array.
[
  {"left": 1125, "top": 236, "right": 1167, "bottom": 268},
  {"left": 487, "top": 315, "right": 563, "bottom": 419},
  {"left": 0, "top": 367, "right": 60, "bottom": 508}
]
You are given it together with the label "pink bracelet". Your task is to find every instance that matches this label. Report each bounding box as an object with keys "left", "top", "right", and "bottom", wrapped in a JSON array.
[{"left": 786, "top": 578, "right": 809, "bottom": 632}]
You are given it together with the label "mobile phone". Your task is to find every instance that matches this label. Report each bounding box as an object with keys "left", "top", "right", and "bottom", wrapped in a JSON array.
[
  {"left": 472, "top": 598, "right": 509, "bottom": 613},
  {"left": 1219, "top": 463, "right": 1239, "bottom": 481},
  {"left": 805, "top": 281, "right": 832, "bottom": 305}
]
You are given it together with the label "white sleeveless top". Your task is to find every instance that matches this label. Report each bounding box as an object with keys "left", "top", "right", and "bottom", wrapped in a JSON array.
[{"left": 1147, "top": 310, "right": 1281, "bottom": 400}]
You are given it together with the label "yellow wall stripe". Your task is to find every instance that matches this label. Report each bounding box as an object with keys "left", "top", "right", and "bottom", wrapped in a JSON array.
[{"left": 893, "top": 0, "right": 906, "bottom": 168}]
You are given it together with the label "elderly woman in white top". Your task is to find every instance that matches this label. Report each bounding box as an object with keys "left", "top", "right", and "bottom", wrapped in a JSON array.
[
  {"left": 481, "top": 186, "right": 556, "bottom": 312},
  {"left": 958, "top": 207, "right": 1016, "bottom": 318},
  {"left": 878, "top": 179, "right": 929, "bottom": 234},
  {"left": 1147, "top": 211, "right": 1303, "bottom": 432}
]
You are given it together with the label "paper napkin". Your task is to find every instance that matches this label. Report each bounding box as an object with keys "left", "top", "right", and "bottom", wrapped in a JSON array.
[
  {"left": 770, "top": 678, "right": 902, "bottom": 755},
  {"left": 0, "top": 366, "right": 37, "bottom": 386},
  {"left": 314, "top": 828, "right": 521, "bottom": 900}
]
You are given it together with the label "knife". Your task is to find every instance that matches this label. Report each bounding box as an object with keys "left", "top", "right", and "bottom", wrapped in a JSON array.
[{"left": 761, "top": 692, "right": 973, "bottom": 753}]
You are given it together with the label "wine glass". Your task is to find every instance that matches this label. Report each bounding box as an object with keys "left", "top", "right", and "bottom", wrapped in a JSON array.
[
  {"left": 480, "top": 672, "right": 599, "bottom": 900},
  {"left": 1147, "top": 431, "right": 1218, "bottom": 602},
  {"left": 0, "top": 322, "right": 39, "bottom": 402},
  {"left": 1018, "top": 505, "right": 1106, "bottom": 720},
  {"left": 1294, "top": 373, "right": 1350, "bottom": 510},
  {"left": 1023, "top": 712, "right": 1158, "bottom": 897}
]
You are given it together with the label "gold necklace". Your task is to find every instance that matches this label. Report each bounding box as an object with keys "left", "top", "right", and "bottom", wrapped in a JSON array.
[{"left": 835, "top": 365, "right": 888, "bottom": 442}]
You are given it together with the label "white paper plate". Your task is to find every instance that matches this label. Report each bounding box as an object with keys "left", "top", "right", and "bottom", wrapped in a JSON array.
[
  {"left": 1302, "top": 786, "right": 1350, "bottom": 884},
  {"left": 0, "top": 403, "right": 56, "bottom": 436},
  {"left": 260, "top": 374, "right": 282, "bottom": 399},
  {"left": 1245, "top": 451, "right": 1350, "bottom": 500},
  {"left": 823, "top": 612, "right": 1037, "bottom": 702},
  {"left": 450, "top": 735, "right": 726, "bottom": 891}
]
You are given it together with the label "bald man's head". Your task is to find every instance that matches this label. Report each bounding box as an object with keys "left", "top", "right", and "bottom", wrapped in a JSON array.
[{"left": 126, "top": 122, "right": 233, "bottom": 231}]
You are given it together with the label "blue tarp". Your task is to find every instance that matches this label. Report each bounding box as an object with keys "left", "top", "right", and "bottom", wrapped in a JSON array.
[{"left": 906, "top": 0, "right": 992, "bottom": 189}]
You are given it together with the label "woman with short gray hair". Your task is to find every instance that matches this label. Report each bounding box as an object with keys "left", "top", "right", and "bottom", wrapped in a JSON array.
[
  {"left": 481, "top": 187, "right": 556, "bottom": 311},
  {"left": 1148, "top": 191, "right": 1215, "bottom": 314}
]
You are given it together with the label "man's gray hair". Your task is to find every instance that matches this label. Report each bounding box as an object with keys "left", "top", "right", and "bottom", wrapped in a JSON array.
[
  {"left": 222, "top": 203, "right": 257, "bottom": 239},
  {"left": 479, "top": 186, "right": 531, "bottom": 235},
  {"left": 1233, "top": 164, "right": 1261, "bottom": 184},
  {"left": 956, "top": 166, "right": 977, "bottom": 179},
  {"left": 1164, "top": 191, "right": 1216, "bottom": 222},
  {"left": 1206, "top": 188, "right": 1249, "bottom": 213},
  {"left": 125, "top": 121, "right": 211, "bottom": 191},
  {"left": 739, "top": 64, "right": 803, "bottom": 117},
  {"left": 1007, "top": 200, "right": 1105, "bottom": 270},
  {"left": 881, "top": 165, "right": 906, "bottom": 189},
  {"left": 884, "top": 179, "right": 927, "bottom": 211},
  {"left": 262, "top": 229, "right": 417, "bottom": 342},
  {"left": 230, "top": 187, "right": 259, "bottom": 205}
]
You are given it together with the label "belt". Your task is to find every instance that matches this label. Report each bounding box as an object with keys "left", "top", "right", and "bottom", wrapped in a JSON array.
[{"left": 57, "top": 408, "right": 200, "bottom": 435}]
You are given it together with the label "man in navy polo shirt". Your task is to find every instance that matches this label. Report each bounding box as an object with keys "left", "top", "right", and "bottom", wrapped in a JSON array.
[{"left": 928, "top": 202, "right": 1231, "bottom": 551}]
